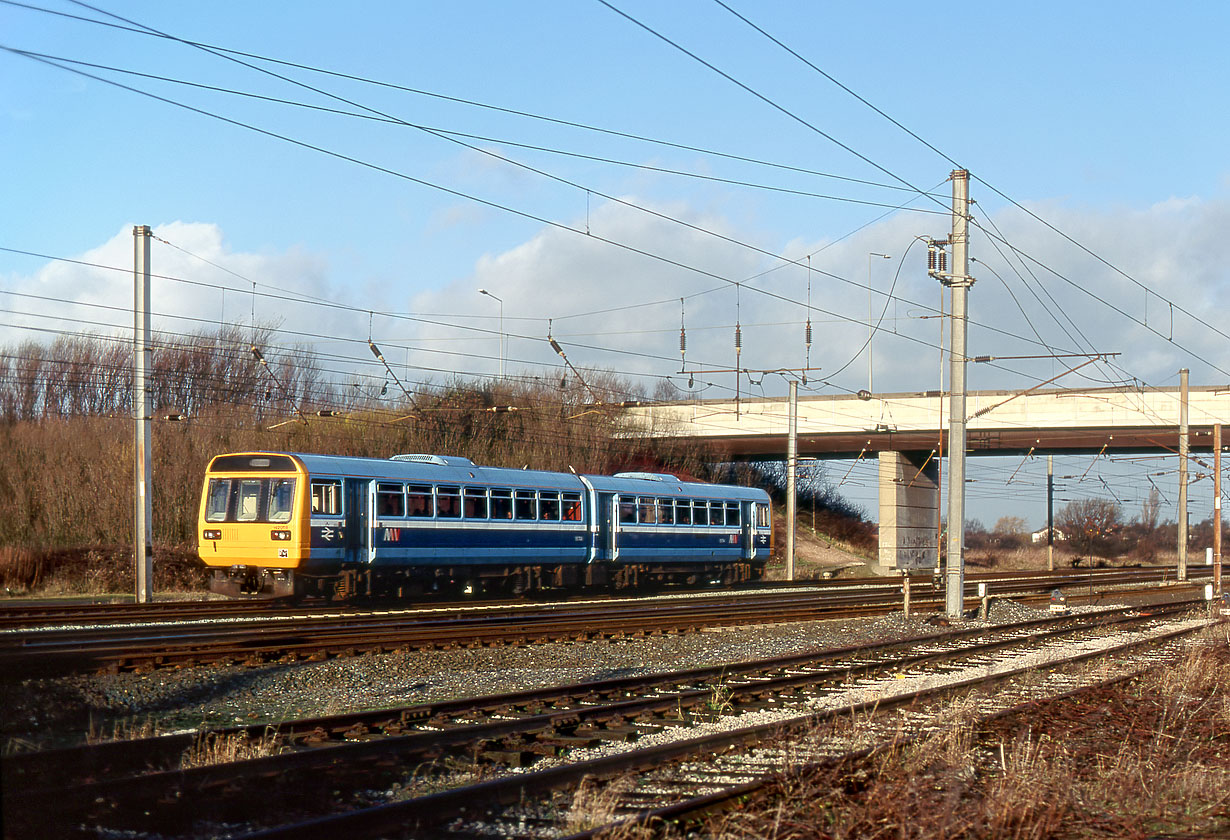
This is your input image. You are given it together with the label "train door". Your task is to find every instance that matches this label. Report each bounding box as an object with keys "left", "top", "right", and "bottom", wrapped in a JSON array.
[
  {"left": 343, "top": 478, "right": 371, "bottom": 565},
  {"left": 741, "top": 500, "right": 756, "bottom": 560},
  {"left": 595, "top": 492, "right": 618, "bottom": 561}
]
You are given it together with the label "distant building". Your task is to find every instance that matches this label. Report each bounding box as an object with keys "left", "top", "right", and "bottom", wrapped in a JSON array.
[{"left": 1031, "top": 528, "right": 1066, "bottom": 544}]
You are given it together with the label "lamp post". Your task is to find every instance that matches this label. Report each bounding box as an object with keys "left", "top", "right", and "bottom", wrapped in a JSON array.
[
  {"left": 477, "top": 288, "right": 504, "bottom": 379},
  {"left": 868, "top": 252, "right": 891, "bottom": 392}
]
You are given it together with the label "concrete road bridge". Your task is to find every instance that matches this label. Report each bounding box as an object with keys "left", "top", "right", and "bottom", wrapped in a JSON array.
[{"left": 622, "top": 385, "right": 1230, "bottom": 573}]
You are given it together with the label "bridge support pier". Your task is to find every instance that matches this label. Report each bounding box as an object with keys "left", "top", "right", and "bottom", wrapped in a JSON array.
[{"left": 876, "top": 451, "right": 939, "bottom": 575}]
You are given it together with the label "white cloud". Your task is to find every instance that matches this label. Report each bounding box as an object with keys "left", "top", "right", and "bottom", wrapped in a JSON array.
[
  {"left": 0, "top": 221, "right": 345, "bottom": 354},
  {"left": 7, "top": 194, "right": 1228, "bottom": 406}
]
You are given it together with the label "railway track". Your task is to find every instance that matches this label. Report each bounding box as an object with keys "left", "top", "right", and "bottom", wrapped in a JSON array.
[
  {"left": 0, "top": 564, "right": 1208, "bottom": 631},
  {"left": 1, "top": 600, "right": 1213, "bottom": 838},
  {"left": 0, "top": 566, "right": 1212, "bottom": 676}
]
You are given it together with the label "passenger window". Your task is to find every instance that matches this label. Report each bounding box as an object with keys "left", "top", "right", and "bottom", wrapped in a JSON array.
[
  {"left": 376, "top": 482, "right": 405, "bottom": 517},
  {"left": 436, "top": 486, "right": 461, "bottom": 518},
  {"left": 693, "top": 500, "right": 709, "bottom": 526},
  {"left": 540, "top": 491, "right": 560, "bottom": 521},
  {"left": 407, "top": 484, "right": 433, "bottom": 518},
  {"left": 205, "top": 479, "right": 231, "bottom": 523},
  {"left": 463, "top": 487, "right": 488, "bottom": 519},
  {"left": 618, "top": 498, "right": 636, "bottom": 524},
  {"left": 562, "top": 492, "right": 583, "bottom": 521},
  {"left": 311, "top": 480, "right": 341, "bottom": 516},
  {"left": 514, "top": 490, "right": 536, "bottom": 520},
  {"left": 757, "top": 503, "right": 770, "bottom": 528},
  {"left": 725, "top": 502, "right": 740, "bottom": 526},
  {"left": 637, "top": 497, "right": 656, "bottom": 524},
  {"left": 657, "top": 498, "right": 675, "bottom": 525},
  {"left": 237, "top": 479, "right": 263, "bottom": 522},
  {"left": 268, "top": 479, "right": 296, "bottom": 523},
  {"left": 676, "top": 499, "right": 692, "bottom": 525},
  {"left": 490, "top": 489, "right": 513, "bottom": 520}
]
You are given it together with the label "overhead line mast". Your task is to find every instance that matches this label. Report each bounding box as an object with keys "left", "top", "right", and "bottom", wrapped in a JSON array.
[{"left": 927, "top": 171, "right": 973, "bottom": 620}]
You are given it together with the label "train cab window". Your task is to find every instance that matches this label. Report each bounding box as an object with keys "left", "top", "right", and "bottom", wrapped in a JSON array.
[
  {"left": 692, "top": 500, "right": 709, "bottom": 526},
  {"left": 514, "top": 490, "right": 537, "bottom": 520},
  {"left": 562, "top": 492, "right": 583, "bottom": 521},
  {"left": 618, "top": 498, "right": 637, "bottom": 524},
  {"left": 311, "top": 480, "right": 342, "bottom": 516},
  {"left": 463, "top": 487, "right": 488, "bottom": 519},
  {"left": 676, "top": 499, "right": 692, "bottom": 525},
  {"left": 657, "top": 498, "right": 675, "bottom": 525},
  {"left": 237, "top": 480, "right": 263, "bottom": 522},
  {"left": 436, "top": 486, "right": 461, "bottom": 518},
  {"left": 756, "top": 503, "right": 770, "bottom": 528},
  {"left": 268, "top": 479, "right": 296, "bottom": 523},
  {"left": 205, "top": 479, "right": 232, "bottom": 522},
  {"left": 490, "top": 489, "right": 513, "bottom": 520},
  {"left": 407, "top": 485, "right": 433, "bottom": 518},
  {"left": 376, "top": 482, "right": 405, "bottom": 517},
  {"left": 725, "top": 502, "right": 740, "bottom": 526},
  {"left": 637, "top": 497, "right": 656, "bottom": 524},
  {"left": 539, "top": 491, "right": 561, "bottom": 521}
]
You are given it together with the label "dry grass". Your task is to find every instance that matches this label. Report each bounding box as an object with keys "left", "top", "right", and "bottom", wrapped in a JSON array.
[
  {"left": 87, "top": 715, "right": 157, "bottom": 745},
  {"left": 565, "top": 777, "right": 638, "bottom": 833},
  {"left": 677, "top": 631, "right": 1230, "bottom": 840},
  {"left": 0, "top": 545, "right": 43, "bottom": 592},
  {"left": 180, "top": 731, "right": 284, "bottom": 769}
]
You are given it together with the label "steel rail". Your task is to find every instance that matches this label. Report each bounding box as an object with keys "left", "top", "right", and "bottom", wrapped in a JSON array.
[
  {"left": 0, "top": 565, "right": 1209, "bottom": 631},
  {"left": 0, "top": 571, "right": 1208, "bottom": 676}
]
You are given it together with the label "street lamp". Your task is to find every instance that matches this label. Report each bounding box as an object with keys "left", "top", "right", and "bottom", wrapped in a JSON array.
[
  {"left": 477, "top": 288, "right": 504, "bottom": 379},
  {"left": 868, "top": 252, "right": 891, "bottom": 392}
]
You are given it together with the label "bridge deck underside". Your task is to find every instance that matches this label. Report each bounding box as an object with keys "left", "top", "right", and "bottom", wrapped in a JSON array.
[{"left": 658, "top": 426, "right": 1217, "bottom": 460}]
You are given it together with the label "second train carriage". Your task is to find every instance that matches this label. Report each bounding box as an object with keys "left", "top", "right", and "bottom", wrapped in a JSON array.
[{"left": 198, "top": 452, "right": 772, "bottom": 598}]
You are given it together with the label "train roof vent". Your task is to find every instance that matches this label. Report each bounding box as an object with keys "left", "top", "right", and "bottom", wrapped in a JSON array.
[
  {"left": 389, "top": 454, "right": 475, "bottom": 467},
  {"left": 613, "top": 471, "right": 679, "bottom": 482}
]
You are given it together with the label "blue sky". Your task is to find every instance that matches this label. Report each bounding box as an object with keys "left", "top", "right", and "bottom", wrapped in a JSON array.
[{"left": 3, "top": 1, "right": 1230, "bottom": 531}]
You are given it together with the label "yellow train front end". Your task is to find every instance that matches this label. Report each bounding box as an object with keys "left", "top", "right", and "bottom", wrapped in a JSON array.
[{"left": 197, "top": 452, "right": 311, "bottom": 596}]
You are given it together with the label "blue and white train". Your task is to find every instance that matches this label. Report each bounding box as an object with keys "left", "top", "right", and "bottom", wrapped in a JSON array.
[{"left": 198, "top": 452, "right": 773, "bottom": 598}]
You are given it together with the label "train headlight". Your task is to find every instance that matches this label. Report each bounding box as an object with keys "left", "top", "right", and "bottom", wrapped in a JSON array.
[
  {"left": 202, "top": 529, "right": 222, "bottom": 541},
  {"left": 271, "top": 530, "right": 292, "bottom": 541}
]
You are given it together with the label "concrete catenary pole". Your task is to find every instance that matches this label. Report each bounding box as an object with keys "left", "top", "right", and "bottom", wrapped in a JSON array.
[
  {"left": 1047, "top": 455, "right": 1054, "bottom": 572},
  {"left": 1215, "top": 423, "right": 1222, "bottom": 597},
  {"left": 786, "top": 379, "right": 797, "bottom": 581},
  {"left": 133, "top": 225, "right": 154, "bottom": 603},
  {"left": 1178, "top": 368, "right": 1189, "bottom": 580},
  {"left": 945, "top": 170, "right": 972, "bottom": 620}
]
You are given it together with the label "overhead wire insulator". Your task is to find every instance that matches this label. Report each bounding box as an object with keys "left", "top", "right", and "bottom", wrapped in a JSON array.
[
  {"left": 805, "top": 319, "right": 812, "bottom": 349},
  {"left": 939, "top": 250, "right": 948, "bottom": 274},
  {"left": 679, "top": 298, "right": 687, "bottom": 362},
  {"left": 734, "top": 323, "right": 742, "bottom": 354}
]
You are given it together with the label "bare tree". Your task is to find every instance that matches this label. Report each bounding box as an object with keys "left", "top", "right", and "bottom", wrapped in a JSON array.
[
  {"left": 992, "top": 515, "right": 1028, "bottom": 548},
  {"left": 1056, "top": 498, "right": 1122, "bottom": 566}
]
